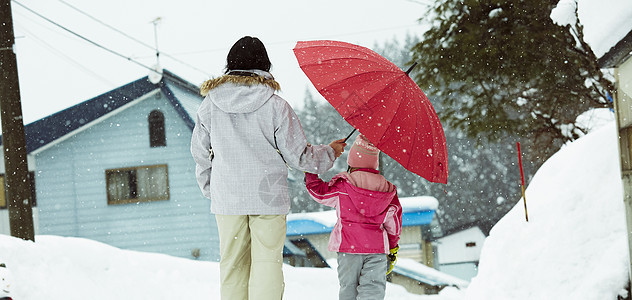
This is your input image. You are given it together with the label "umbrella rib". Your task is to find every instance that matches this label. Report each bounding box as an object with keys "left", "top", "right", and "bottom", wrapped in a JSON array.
[
  {"left": 335, "top": 73, "right": 410, "bottom": 142},
  {"left": 299, "top": 56, "right": 396, "bottom": 72},
  {"left": 319, "top": 70, "right": 405, "bottom": 98},
  {"left": 407, "top": 97, "right": 421, "bottom": 169},
  {"left": 372, "top": 82, "right": 439, "bottom": 179},
  {"left": 373, "top": 79, "right": 411, "bottom": 161},
  {"left": 296, "top": 43, "right": 389, "bottom": 64},
  {"left": 313, "top": 66, "right": 411, "bottom": 153}
]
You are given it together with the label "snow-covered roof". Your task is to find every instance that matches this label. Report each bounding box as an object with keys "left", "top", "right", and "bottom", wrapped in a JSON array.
[
  {"left": 287, "top": 210, "right": 338, "bottom": 228},
  {"left": 551, "top": 0, "right": 632, "bottom": 58},
  {"left": 401, "top": 196, "right": 439, "bottom": 212},
  {"left": 0, "top": 70, "right": 202, "bottom": 154},
  {"left": 393, "top": 258, "right": 470, "bottom": 288}
]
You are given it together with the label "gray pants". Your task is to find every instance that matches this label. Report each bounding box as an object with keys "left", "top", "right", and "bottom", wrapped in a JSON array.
[{"left": 337, "top": 252, "right": 388, "bottom": 300}]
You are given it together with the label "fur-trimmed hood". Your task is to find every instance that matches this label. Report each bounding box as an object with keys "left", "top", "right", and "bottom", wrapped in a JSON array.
[{"left": 199, "top": 70, "right": 281, "bottom": 114}]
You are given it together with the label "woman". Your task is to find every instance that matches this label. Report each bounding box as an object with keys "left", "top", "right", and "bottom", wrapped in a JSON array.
[{"left": 191, "top": 36, "right": 345, "bottom": 300}]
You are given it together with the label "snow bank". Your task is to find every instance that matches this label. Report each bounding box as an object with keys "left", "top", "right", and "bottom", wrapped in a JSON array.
[
  {"left": 551, "top": 0, "right": 632, "bottom": 57},
  {"left": 465, "top": 122, "right": 629, "bottom": 299}
]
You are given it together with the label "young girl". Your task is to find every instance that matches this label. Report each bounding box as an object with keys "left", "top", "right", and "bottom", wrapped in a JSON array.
[{"left": 304, "top": 134, "right": 402, "bottom": 300}]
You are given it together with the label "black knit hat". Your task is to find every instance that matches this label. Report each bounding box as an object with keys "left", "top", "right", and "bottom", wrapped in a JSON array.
[{"left": 225, "top": 36, "right": 271, "bottom": 73}]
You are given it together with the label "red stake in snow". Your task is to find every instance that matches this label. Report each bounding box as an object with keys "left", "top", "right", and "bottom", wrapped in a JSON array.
[{"left": 517, "top": 142, "right": 529, "bottom": 222}]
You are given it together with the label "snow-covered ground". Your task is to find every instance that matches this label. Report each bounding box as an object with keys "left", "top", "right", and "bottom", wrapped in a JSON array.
[
  {"left": 0, "top": 234, "right": 436, "bottom": 299},
  {"left": 1, "top": 119, "right": 627, "bottom": 299}
]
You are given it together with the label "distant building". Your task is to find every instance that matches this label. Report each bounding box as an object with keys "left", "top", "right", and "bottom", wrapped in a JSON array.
[
  {"left": 389, "top": 258, "right": 468, "bottom": 295},
  {"left": 0, "top": 71, "right": 219, "bottom": 261},
  {"left": 283, "top": 237, "right": 330, "bottom": 268},
  {"left": 434, "top": 222, "right": 492, "bottom": 281}
]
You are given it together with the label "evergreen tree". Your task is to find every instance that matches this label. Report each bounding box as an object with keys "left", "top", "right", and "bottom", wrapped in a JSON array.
[{"left": 410, "top": 0, "right": 613, "bottom": 166}]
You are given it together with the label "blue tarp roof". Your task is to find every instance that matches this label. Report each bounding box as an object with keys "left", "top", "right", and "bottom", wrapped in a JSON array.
[{"left": 287, "top": 219, "right": 333, "bottom": 236}]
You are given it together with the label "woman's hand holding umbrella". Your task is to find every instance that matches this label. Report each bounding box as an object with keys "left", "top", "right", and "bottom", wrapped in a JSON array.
[{"left": 329, "top": 139, "right": 347, "bottom": 158}]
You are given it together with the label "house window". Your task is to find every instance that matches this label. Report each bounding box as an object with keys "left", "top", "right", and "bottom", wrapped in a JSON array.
[
  {"left": 0, "top": 172, "right": 36, "bottom": 209},
  {"left": 148, "top": 110, "right": 166, "bottom": 147},
  {"left": 105, "top": 164, "right": 169, "bottom": 205}
]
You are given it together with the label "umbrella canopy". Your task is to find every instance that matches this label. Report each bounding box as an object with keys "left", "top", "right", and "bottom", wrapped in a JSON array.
[{"left": 293, "top": 40, "right": 448, "bottom": 184}]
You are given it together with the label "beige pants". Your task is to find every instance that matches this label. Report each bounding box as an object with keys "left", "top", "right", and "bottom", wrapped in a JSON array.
[{"left": 216, "top": 214, "right": 286, "bottom": 300}]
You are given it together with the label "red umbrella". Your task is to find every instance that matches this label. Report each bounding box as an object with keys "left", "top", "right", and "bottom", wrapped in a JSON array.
[{"left": 293, "top": 40, "right": 448, "bottom": 184}]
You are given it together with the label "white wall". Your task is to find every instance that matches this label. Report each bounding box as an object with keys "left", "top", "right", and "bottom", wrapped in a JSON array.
[
  {"left": 436, "top": 226, "right": 486, "bottom": 264},
  {"left": 435, "top": 226, "right": 486, "bottom": 281},
  {"left": 617, "top": 57, "right": 632, "bottom": 128}
]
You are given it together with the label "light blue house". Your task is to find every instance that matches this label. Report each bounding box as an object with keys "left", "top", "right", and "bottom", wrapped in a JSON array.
[{"left": 0, "top": 70, "right": 219, "bottom": 261}]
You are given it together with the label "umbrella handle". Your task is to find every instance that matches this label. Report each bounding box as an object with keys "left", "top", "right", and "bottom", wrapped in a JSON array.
[
  {"left": 344, "top": 128, "right": 357, "bottom": 143},
  {"left": 405, "top": 62, "right": 418, "bottom": 75}
]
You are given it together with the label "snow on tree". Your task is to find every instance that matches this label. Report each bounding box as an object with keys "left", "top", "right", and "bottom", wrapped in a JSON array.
[{"left": 410, "top": 0, "right": 613, "bottom": 167}]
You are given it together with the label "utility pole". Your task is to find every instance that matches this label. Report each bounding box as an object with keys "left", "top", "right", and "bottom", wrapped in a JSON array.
[{"left": 0, "top": 0, "right": 35, "bottom": 241}]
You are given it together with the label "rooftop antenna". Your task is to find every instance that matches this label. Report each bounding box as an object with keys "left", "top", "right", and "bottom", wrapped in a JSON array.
[{"left": 148, "top": 17, "right": 163, "bottom": 84}]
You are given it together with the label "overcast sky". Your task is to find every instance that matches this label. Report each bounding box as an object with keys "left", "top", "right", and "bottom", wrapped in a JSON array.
[{"left": 9, "top": 0, "right": 431, "bottom": 124}]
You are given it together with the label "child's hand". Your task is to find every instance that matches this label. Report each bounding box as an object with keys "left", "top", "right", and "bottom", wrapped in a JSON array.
[
  {"left": 329, "top": 139, "right": 347, "bottom": 158},
  {"left": 386, "top": 245, "right": 399, "bottom": 275}
]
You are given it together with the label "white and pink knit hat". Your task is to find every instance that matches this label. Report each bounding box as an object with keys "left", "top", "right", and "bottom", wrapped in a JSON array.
[{"left": 347, "top": 134, "right": 380, "bottom": 170}]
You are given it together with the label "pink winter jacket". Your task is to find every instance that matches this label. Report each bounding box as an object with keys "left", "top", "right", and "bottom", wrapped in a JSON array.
[{"left": 305, "top": 169, "right": 402, "bottom": 254}]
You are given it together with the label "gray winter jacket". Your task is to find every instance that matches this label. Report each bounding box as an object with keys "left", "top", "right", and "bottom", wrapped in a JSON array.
[{"left": 191, "top": 70, "right": 336, "bottom": 215}]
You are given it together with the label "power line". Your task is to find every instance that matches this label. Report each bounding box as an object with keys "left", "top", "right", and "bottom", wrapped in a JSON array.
[
  {"left": 15, "top": 19, "right": 117, "bottom": 87},
  {"left": 12, "top": 0, "right": 156, "bottom": 73},
  {"left": 56, "top": 0, "right": 210, "bottom": 76},
  {"left": 58, "top": 0, "right": 155, "bottom": 50},
  {"left": 16, "top": 0, "right": 423, "bottom": 78},
  {"left": 161, "top": 23, "right": 425, "bottom": 57}
]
